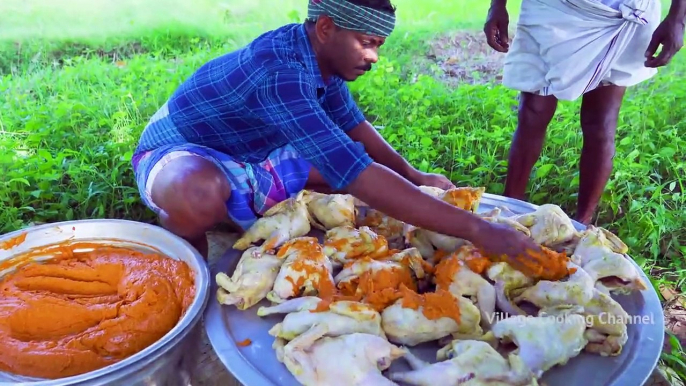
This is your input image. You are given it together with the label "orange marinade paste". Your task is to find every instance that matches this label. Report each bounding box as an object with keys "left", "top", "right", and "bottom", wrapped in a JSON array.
[{"left": 0, "top": 244, "right": 195, "bottom": 380}]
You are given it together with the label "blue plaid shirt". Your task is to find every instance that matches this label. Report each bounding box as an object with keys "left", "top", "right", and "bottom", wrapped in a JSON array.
[{"left": 134, "top": 23, "right": 373, "bottom": 190}]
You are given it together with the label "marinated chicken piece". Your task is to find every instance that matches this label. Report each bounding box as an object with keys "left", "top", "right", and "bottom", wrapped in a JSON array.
[
  {"left": 510, "top": 263, "right": 629, "bottom": 356},
  {"left": 571, "top": 226, "right": 647, "bottom": 294},
  {"left": 302, "top": 190, "right": 357, "bottom": 230},
  {"left": 355, "top": 208, "right": 406, "bottom": 249},
  {"left": 509, "top": 262, "right": 596, "bottom": 315},
  {"left": 511, "top": 204, "right": 580, "bottom": 248},
  {"left": 406, "top": 227, "right": 468, "bottom": 262},
  {"left": 579, "top": 290, "right": 630, "bottom": 356},
  {"left": 233, "top": 190, "right": 312, "bottom": 251},
  {"left": 322, "top": 225, "right": 390, "bottom": 267},
  {"left": 486, "top": 262, "right": 536, "bottom": 318},
  {"left": 334, "top": 249, "right": 427, "bottom": 311},
  {"left": 381, "top": 285, "right": 482, "bottom": 346},
  {"left": 216, "top": 247, "right": 285, "bottom": 310},
  {"left": 434, "top": 246, "right": 496, "bottom": 329},
  {"left": 279, "top": 324, "right": 405, "bottom": 386},
  {"left": 418, "top": 185, "right": 486, "bottom": 212},
  {"left": 267, "top": 237, "right": 335, "bottom": 303},
  {"left": 486, "top": 310, "right": 588, "bottom": 382},
  {"left": 391, "top": 340, "right": 535, "bottom": 386},
  {"left": 256, "top": 296, "right": 386, "bottom": 340}
]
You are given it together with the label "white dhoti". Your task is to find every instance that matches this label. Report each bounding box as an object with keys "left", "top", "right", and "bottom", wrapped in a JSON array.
[{"left": 502, "top": 0, "right": 662, "bottom": 101}]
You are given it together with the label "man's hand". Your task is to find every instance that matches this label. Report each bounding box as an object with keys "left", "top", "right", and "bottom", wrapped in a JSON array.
[
  {"left": 470, "top": 222, "right": 545, "bottom": 277},
  {"left": 645, "top": 16, "right": 685, "bottom": 67},
  {"left": 346, "top": 163, "right": 551, "bottom": 278},
  {"left": 410, "top": 171, "right": 456, "bottom": 190},
  {"left": 484, "top": 1, "right": 510, "bottom": 52}
]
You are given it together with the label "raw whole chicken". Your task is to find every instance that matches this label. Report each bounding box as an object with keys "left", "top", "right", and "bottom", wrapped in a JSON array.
[
  {"left": 301, "top": 190, "right": 357, "bottom": 230},
  {"left": 334, "top": 249, "right": 427, "bottom": 311},
  {"left": 257, "top": 296, "right": 386, "bottom": 340},
  {"left": 390, "top": 340, "right": 535, "bottom": 386},
  {"left": 215, "top": 247, "right": 285, "bottom": 310},
  {"left": 509, "top": 262, "right": 629, "bottom": 356},
  {"left": 278, "top": 325, "right": 405, "bottom": 386},
  {"left": 571, "top": 226, "right": 647, "bottom": 294},
  {"left": 485, "top": 310, "right": 588, "bottom": 382},
  {"left": 434, "top": 245, "right": 496, "bottom": 328},
  {"left": 511, "top": 204, "right": 580, "bottom": 249},
  {"left": 322, "top": 225, "right": 390, "bottom": 267},
  {"left": 233, "top": 190, "right": 312, "bottom": 251},
  {"left": 267, "top": 237, "right": 335, "bottom": 303},
  {"left": 418, "top": 185, "right": 486, "bottom": 213},
  {"left": 380, "top": 285, "right": 483, "bottom": 346}
]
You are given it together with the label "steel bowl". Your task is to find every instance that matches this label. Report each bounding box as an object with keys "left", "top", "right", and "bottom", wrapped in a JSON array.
[{"left": 0, "top": 219, "right": 210, "bottom": 386}]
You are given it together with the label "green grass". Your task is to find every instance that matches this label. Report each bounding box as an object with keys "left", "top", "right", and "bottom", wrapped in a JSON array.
[{"left": 1, "top": 0, "right": 685, "bottom": 378}]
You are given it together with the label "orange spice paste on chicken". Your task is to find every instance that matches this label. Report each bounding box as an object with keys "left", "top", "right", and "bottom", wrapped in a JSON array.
[
  {"left": 323, "top": 228, "right": 390, "bottom": 260},
  {"left": 277, "top": 238, "right": 339, "bottom": 300},
  {"left": 434, "top": 248, "right": 493, "bottom": 290},
  {"left": 0, "top": 243, "right": 195, "bottom": 380}
]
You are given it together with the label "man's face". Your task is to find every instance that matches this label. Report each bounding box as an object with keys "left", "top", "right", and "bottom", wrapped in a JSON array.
[
  {"left": 326, "top": 28, "right": 385, "bottom": 81},
  {"left": 314, "top": 17, "right": 386, "bottom": 81}
]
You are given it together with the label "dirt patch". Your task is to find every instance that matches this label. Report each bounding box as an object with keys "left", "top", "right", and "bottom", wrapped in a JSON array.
[{"left": 426, "top": 30, "right": 517, "bottom": 87}]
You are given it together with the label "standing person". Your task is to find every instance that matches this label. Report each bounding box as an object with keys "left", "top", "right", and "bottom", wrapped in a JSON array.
[
  {"left": 484, "top": 0, "right": 684, "bottom": 224},
  {"left": 131, "top": 0, "right": 547, "bottom": 275}
]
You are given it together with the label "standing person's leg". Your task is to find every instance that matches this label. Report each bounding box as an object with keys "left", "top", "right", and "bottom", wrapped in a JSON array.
[
  {"left": 576, "top": 85, "right": 626, "bottom": 225},
  {"left": 503, "top": 93, "right": 558, "bottom": 200}
]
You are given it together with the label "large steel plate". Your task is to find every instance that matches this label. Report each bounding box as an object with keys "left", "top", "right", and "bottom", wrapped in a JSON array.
[{"left": 204, "top": 193, "right": 664, "bottom": 386}]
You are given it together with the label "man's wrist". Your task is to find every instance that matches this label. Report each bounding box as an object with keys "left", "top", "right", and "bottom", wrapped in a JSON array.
[
  {"left": 403, "top": 166, "right": 423, "bottom": 185},
  {"left": 667, "top": 0, "right": 686, "bottom": 23}
]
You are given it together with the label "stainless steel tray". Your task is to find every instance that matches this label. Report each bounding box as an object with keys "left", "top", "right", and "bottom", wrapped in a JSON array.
[{"left": 204, "top": 193, "right": 664, "bottom": 386}]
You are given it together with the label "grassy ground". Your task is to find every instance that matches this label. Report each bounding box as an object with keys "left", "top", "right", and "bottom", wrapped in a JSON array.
[{"left": 1, "top": 0, "right": 685, "bottom": 380}]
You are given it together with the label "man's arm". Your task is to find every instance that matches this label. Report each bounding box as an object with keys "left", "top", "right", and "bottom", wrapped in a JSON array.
[
  {"left": 255, "top": 68, "right": 548, "bottom": 276},
  {"left": 255, "top": 68, "right": 483, "bottom": 237},
  {"left": 322, "top": 78, "right": 421, "bottom": 184}
]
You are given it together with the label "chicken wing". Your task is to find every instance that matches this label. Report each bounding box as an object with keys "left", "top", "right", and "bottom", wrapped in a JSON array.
[
  {"left": 267, "top": 237, "right": 335, "bottom": 303},
  {"left": 390, "top": 340, "right": 535, "bottom": 386},
  {"left": 486, "top": 310, "right": 588, "bottom": 381},
  {"left": 479, "top": 207, "right": 532, "bottom": 237},
  {"left": 302, "top": 190, "right": 357, "bottom": 231},
  {"left": 334, "top": 249, "right": 427, "bottom": 311},
  {"left": 216, "top": 247, "right": 285, "bottom": 310},
  {"left": 511, "top": 204, "right": 580, "bottom": 249},
  {"left": 233, "top": 190, "right": 312, "bottom": 251},
  {"left": 571, "top": 226, "right": 647, "bottom": 294},
  {"left": 434, "top": 245, "right": 496, "bottom": 328},
  {"left": 257, "top": 296, "right": 386, "bottom": 340},
  {"left": 322, "top": 225, "right": 390, "bottom": 267},
  {"left": 381, "top": 285, "right": 483, "bottom": 346},
  {"left": 280, "top": 324, "right": 405, "bottom": 386}
]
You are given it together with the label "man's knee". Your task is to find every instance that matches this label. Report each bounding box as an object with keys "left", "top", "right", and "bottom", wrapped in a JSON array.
[
  {"left": 150, "top": 156, "right": 231, "bottom": 238},
  {"left": 517, "top": 93, "right": 558, "bottom": 130}
]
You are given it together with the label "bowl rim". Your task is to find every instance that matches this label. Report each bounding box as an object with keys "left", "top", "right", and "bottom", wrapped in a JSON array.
[{"left": 0, "top": 219, "right": 211, "bottom": 385}]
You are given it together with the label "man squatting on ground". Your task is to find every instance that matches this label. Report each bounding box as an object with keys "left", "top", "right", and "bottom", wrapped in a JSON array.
[
  {"left": 130, "top": 0, "right": 546, "bottom": 270},
  {"left": 485, "top": 0, "right": 685, "bottom": 224}
]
